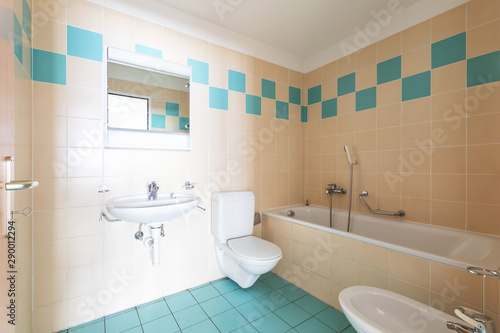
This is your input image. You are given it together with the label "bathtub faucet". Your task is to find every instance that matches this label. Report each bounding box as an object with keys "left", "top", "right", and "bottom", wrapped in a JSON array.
[
  {"left": 447, "top": 307, "right": 497, "bottom": 333},
  {"left": 325, "top": 184, "right": 347, "bottom": 195}
]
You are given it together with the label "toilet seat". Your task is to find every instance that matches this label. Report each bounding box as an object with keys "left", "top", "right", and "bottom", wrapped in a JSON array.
[{"left": 228, "top": 236, "right": 282, "bottom": 261}]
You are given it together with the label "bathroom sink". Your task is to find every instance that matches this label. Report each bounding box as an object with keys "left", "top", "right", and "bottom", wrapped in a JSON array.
[
  {"left": 339, "top": 286, "right": 467, "bottom": 333},
  {"left": 106, "top": 193, "right": 200, "bottom": 224}
]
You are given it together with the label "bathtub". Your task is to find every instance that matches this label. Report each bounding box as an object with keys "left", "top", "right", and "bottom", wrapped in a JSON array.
[{"left": 262, "top": 205, "right": 500, "bottom": 272}]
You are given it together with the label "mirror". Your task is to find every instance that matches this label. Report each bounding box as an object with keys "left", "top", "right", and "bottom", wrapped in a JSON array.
[{"left": 105, "top": 47, "right": 192, "bottom": 150}]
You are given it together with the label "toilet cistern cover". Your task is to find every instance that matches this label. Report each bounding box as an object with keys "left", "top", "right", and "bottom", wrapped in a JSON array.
[{"left": 228, "top": 236, "right": 282, "bottom": 260}]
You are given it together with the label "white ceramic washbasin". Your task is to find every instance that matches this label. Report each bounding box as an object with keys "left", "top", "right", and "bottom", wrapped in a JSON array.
[
  {"left": 106, "top": 193, "right": 201, "bottom": 224},
  {"left": 339, "top": 286, "right": 467, "bottom": 333}
]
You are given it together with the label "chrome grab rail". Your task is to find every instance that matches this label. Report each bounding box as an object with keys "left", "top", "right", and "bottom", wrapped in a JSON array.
[
  {"left": 5, "top": 180, "right": 39, "bottom": 191},
  {"left": 467, "top": 267, "right": 500, "bottom": 279},
  {"left": 359, "top": 191, "right": 405, "bottom": 217}
]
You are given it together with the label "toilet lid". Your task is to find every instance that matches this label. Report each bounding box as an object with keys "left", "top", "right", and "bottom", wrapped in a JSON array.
[{"left": 228, "top": 236, "right": 282, "bottom": 260}]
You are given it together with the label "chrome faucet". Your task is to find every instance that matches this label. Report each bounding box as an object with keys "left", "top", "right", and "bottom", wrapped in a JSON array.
[
  {"left": 147, "top": 181, "right": 159, "bottom": 200},
  {"left": 325, "top": 184, "right": 347, "bottom": 195},
  {"left": 447, "top": 307, "right": 497, "bottom": 333}
]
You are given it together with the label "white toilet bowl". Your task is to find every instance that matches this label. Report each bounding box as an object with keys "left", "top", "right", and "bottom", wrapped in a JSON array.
[{"left": 212, "top": 191, "right": 282, "bottom": 288}]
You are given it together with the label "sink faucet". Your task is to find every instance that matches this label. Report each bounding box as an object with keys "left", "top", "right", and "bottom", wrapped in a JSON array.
[
  {"left": 325, "top": 184, "right": 347, "bottom": 195},
  {"left": 147, "top": 181, "right": 159, "bottom": 200},
  {"left": 447, "top": 307, "right": 497, "bottom": 333}
]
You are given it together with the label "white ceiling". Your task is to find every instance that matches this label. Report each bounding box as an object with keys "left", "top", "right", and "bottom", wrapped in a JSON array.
[{"left": 153, "top": 0, "right": 419, "bottom": 59}]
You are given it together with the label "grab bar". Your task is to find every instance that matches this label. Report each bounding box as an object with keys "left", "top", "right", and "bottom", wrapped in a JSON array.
[
  {"left": 359, "top": 191, "right": 405, "bottom": 217},
  {"left": 5, "top": 180, "right": 39, "bottom": 191}
]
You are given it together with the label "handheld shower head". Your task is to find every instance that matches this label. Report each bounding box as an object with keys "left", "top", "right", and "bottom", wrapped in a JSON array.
[{"left": 344, "top": 145, "right": 357, "bottom": 165}]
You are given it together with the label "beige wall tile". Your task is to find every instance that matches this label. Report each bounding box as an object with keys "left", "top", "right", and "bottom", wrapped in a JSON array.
[
  {"left": 337, "top": 55, "right": 356, "bottom": 77},
  {"left": 401, "top": 197, "right": 430, "bottom": 224},
  {"left": 337, "top": 93, "right": 355, "bottom": 115},
  {"left": 402, "top": 45, "right": 430, "bottom": 78},
  {"left": 321, "top": 61, "right": 337, "bottom": 82},
  {"left": 467, "top": 83, "right": 500, "bottom": 117},
  {"left": 67, "top": 0, "right": 103, "bottom": 32},
  {"left": 402, "top": 97, "right": 430, "bottom": 125},
  {"left": 468, "top": 174, "right": 500, "bottom": 205},
  {"left": 246, "top": 56, "right": 262, "bottom": 77},
  {"left": 357, "top": 266, "right": 389, "bottom": 289},
  {"left": 331, "top": 255, "right": 357, "bottom": 287},
  {"left": 431, "top": 146, "right": 466, "bottom": 173},
  {"left": 431, "top": 174, "right": 466, "bottom": 202},
  {"left": 377, "top": 103, "right": 401, "bottom": 128},
  {"left": 356, "top": 65, "right": 376, "bottom": 91},
  {"left": 402, "top": 173, "right": 430, "bottom": 199},
  {"left": 467, "top": 113, "right": 500, "bottom": 145},
  {"left": 306, "top": 67, "right": 322, "bottom": 88},
  {"left": 431, "top": 4, "right": 466, "bottom": 42},
  {"left": 467, "top": 20, "right": 500, "bottom": 59},
  {"left": 431, "top": 61, "right": 466, "bottom": 95},
  {"left": 377, "top": 126, "right": 401, "bottom": 151},
  {"left": 390, "top": 277, "right": 429, "bottom": 305},
  {"left": 432, "top": 89, "right": 466, "bottom": 121},
  {"left": 468, "top": 144, "right": 500, "bottom": 174},
  {"left": 377, "top": 80, "right": 401, "bottom": 106},
  {"left": 357, "top": 242, "right": 389, "bottom": 273},
  {"left": 355, "top": 43, "right": 376, "bottom": 70},
  {"left": 356, "top": 109, "right": 376, "bottom": 131},
  {"left": 322, "top": 79, "right": 337, "bottom": 100},
  {"left": 402, "top": 122, "right": 430, "bottom": 149},
  {"left": 467, "top": 203, "right": 500, "bottom": 235},
  {"left": 228, "top": 49, "right": 245, "bottom": 72},
  {"left": 390, "top": 251, "right": 429, "bottom": 288},
  {"left": 377, "top": 33, "right": 402, "bottom": 62},
  {"left": 431, "top": 200, "right": 466, "bottom": 230},
  {"left": 402, "top": 20, "right": 431, "bottom": 54},
  {"left": 467, "top": 0, "right": 500, "bottom": 30},
  {"left": 33, "top": 18, "right": 66, "bottom": 54}
]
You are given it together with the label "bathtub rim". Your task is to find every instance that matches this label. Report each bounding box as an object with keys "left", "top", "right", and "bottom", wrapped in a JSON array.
[{"left": 262, "top": 204, "right": 500, "bottom": 272}]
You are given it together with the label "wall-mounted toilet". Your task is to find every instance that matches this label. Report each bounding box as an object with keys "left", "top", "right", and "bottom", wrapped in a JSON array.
[{"left": 212, "top": 191, "right": 282, "bottom": 288}]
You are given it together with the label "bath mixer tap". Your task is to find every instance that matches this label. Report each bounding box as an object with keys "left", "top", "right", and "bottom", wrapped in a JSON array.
[
  {"left": 148, "top": 181, "right": 159, "bottom": 200},
  {"left": 325, "top": 184, "right": 347, "bottom": 195},
  {"left": 447, "top": 307, "right": 497, "bottom": 333}
]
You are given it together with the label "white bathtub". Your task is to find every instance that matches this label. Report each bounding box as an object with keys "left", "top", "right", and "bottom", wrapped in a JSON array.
[{"left": 262, "top": 205, "right": 500, "bottom": 272}]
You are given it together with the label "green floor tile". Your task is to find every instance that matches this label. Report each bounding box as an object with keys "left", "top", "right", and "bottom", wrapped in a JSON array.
[
  {"left": 274, "top": 303, "right": 312, "bottom": 327},
  {"left": 190, "top": 284, "right": 220, "bottom": 303},
  {"left": 276, "top": 284, "right": 307, "bottom": 301},
  {"left": 257, "top": 291, "right": 291, "bottom": 311},
  {"left": 294, "top": 295, "right": 329, "bottom": 316},
  {"left": 172, "top": 304, "right": 208, "bottom": 329},
  {"left": 137, "top": 299, "right": 170, "bottom": 324},
  {"left": 236, "top": 299, "right": 271, "bottom": 321},
  {"left": 251, "top": 313, "right": 291, "bottom": 333},
  {"left": 246, "top": 281, "right": 273, "bottom": 298},
  {"left": 212, "top": 308, "right": 249, "bottom": 333},
  {"left": 295, "top": 317, "right": 337, "bottom": 332},
  {"left": 142, "top": 314, "right": 179, "bottom": 333},
  {"left": 165, "top": 291, "right": 197, "bottom": 313},
  {"left": 105, "top": 309, "right": 141, "bottom": 333},
  {"left": 315, "top": 307, "right": 351, "bottom": 331},
  {"left": 182, "top": 319, "right": 220, "bottom": 333},
  {"left": 224, "top": 288, "right": 255, "bottom": 307},
  {"left": 200, "top": 295, "right": 234, "bottom": 317}
]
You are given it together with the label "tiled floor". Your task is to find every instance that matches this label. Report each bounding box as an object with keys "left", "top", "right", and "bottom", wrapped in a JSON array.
[{"left": 63, "top": 273, "right": 356, "bottom": 333}]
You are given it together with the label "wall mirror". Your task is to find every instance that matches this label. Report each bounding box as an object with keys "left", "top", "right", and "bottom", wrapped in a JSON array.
[{"left": 105, "top": 47, "right": 192, "bottom": 150}]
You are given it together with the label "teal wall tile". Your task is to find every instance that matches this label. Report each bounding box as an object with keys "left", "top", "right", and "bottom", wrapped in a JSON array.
[
  {"left": 209, "top": 87, "right": 229, "bottom": 110},
  {"left": 135, "top": 44, "right": 163, "bottom": 59},
  {"left": 67, "top": 26, "right": 103, "bottom": 62},
  {"left": 467, "top": 50, "right": 500, "bottom": 87},
  {"left": 22, "top": 0, "right": 31, "bottom": 42},
  {"left": 321, "top": 98, "right": 337, "bottom": 119},
  {"left": 356, "top": 87, "right": 377, "bottom": 111},
  {"left": 165, "top": 102, "right": 180, "bottom": 116},
  {"left": 289, "top": 86, "right": 301, "bottom": 105},
  {"left": 228, "top": 70, "right": 245, "bottom": 93},
  {"left": 431, "top": 32, "right": 466, "bottom": 69},
  {"left": 179, "top": 117, "right": 189, "bottom": 131},
  {"left": 402, "top": 71, "right": 431, "bottom": 101},
  {"left": 151, "top": 114, "right": 166, "bottom": 129},
  {"left": 308, "top": 85, "right": 321, "bottom": 105},
  {"left": 32, "top": 49, "right": 66, "bottom": 85},
  {"left": 377, "top": 56, "right": 401, "bottom": 84},
  {"left": 338, "top": 73, "right": 355, "bottom": 96},
  {"left": 14, "top": 14, "right": 22, "bottom": 64},
  {"left": 188, "top": 59, "right": 209, "bottom": 85},
  {"left": 301, "top": 106, "right": 308, "bottom": 122},
  {"left": 276, "top": 101, "right": 289, "bottom": 120},
  {"left": 262, "top": 79, "right": 276, "bottom": 99},
  {"left": 246, "top": 95, "right": 261, "bottom": 115}
]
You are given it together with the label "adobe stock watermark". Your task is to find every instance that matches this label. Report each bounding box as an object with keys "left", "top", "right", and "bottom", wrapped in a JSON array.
[{"left": 213, "top": 0, "right": 245, "bottom": 21}]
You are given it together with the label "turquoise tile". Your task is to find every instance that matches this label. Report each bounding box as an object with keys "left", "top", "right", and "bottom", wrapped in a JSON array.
[
  {"left": 262, "top": 275, "right": 289, "bottom": 290},
  {"left": 122, "top": 326, "right": 144, "bottom": 333},
  {"left": 212, "top": 278, "right": 240, "bottom": 294},
  {"left": 246, "top": 94, "right": 262, "bottom": 115},
  {"left": 276, "top": 284, "right": 307, "bottom": 302},
  {"left": 251, "top": 313, "right": 291, "bottom": 333},
  {"left": 142, "top": 314, "right": 179, "bottom": 333},
  {"left": 172, "top": 304, "right": 208, "bottom": 329},
  {"left": 232, "top": 324, "right": 260, "bottom": 333},
  {"left": 212, "top": 308, "right": 249, "bottom": 333},
  {"left": 467, "top": 50, "right": 500, "bottom": 87},
  {"left": 402, "top": 71, "right": 431, "bottom": 101},
  {"left": 209, "top": 87, "right": 229, "bottom": 110},
  {"left": 200, "top": 295, "right": 233, "bottom": 317},
  {"left": 321, "top": 98, "right": 337, "bottom": 119},
  {"left": 276, "top": 101, "right": 289, "bottom": 120},
  {"left": 32, "top": 49, "right": 66, "bottom": 85},
  {"left": 165, "top": 102, "right": 180, "bottom": 116},
  {"left": 262, "top": 79, "right": 276, "bottom": 99},
  {"left": 179, "top": 117, "right": 189, "bottom": 131},
  {"left": 246, "top": 281, "right": 273, "bottom": 298},
  {"left": 189, "top": 282, "right": 211, "bottom": 291},
  {"left": 341, "top": 326, "right": 357, "bottom": 333},
  {"left": 137, "top": 299, "right": 170, "bottom": 324},
  {"left": 68, "top": 318, "right": 105, "bottom": 333},
  {"left": 190, "top": 284, "right": 220, "bottom": 303},
  {"left": 356, "top": 86, "right": 377, "bottom": 111},
  {"left": 224, "top": 288, "right": 254, "bottom": 307},
  {"left": 165, "top": 291, "right": 197, "bottom": 313},
  {"left": 257, "top": 291, "right": 291, "bottom": 311},
  {"left": 301, "top": 106, "right": 308, "bottom": 123},
  {"left": 377, "top": 56, "right": 401, "bottom": 85},
  {"left": 135, "top": 44, "right": 163, "bottom": 59},
  {"left": 22, "top": 0, "right": 31, "bottom": 42},
  {"left": 294, "top": 295, "right": 329, "bottom": 316},
  {"left": 295, "top": 317, "right": 336, "bottom": 333},
  {"left": 105, "top": 309, "right": 141, "bottom": 333},
  {"left": 229, "top": 70, "right": 246, "bottom": 93},
  {"left": 289, "top": 86, "right": 301, "bottom": 105},
  {"left": 188, "top": 59, "right": 209, "bottom": 85},
  {"left": 338, "top": 73, "right": 356, "bottom": 96},
  {"left": 14, "top": 14, "right": 22, "bottom": 64},
  {"left": 67, "top": 26, "right": 103, "bottom": 62},
  {"left": 315, "top": 307, "right": 351, "bottom": 332},
  {"left": 431, "top": 32, "right": 466, "bottom": 69},
  {"left": 308, "top": 85, "right": 322, "bottom": 105},
  {"left": 260, "top": 272, "right": 275, "bottom": 280},
  {"left": 182, "top": 319, "right": 219, "bottom": 333},
  {"left": 236, "top": 299, "right": 271, "bottom": 322},
  {"left": 151, "top": 114, "right": 166, "bottom": 129},
  {"left": 275, "top": 303, "right": 312, "bottom": 327}
]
